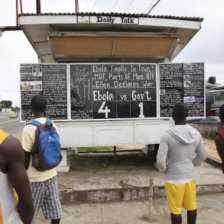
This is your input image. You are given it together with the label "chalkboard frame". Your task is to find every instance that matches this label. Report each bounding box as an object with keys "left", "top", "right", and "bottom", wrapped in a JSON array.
[
  {"left": 69, "top": 62, "right": 158, "bottom": 121},
  {"left": 20, "top": 62, "right": 205, "bottom": 122}
]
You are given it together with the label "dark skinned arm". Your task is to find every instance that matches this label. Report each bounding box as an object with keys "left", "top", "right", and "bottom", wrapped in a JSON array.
[
  {"left": 24, "top": 151, "right": 31, "bottom": 170},
  {"left": 215, "top": 133, "right": 224, "bottom": 173},
  {"left": 2, "top": 136, "right": 34, "bottom": 224}
]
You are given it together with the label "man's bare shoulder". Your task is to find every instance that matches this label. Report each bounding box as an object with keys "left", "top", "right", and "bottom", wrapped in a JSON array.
[{"left": 0, "top": 136, "right": 24, "bottom": 162}]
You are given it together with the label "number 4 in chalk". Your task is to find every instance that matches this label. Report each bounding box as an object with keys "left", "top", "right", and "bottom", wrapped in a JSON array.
[
  {"left": 139, "top": 102, "right": 145, "bottom": 118},
  {"left": 98, "top": 101, "right": 111, "bottom": 118}
]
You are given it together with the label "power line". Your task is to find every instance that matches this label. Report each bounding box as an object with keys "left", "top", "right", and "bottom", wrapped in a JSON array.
[
  {"left": 147, "top": 0, "right": 162, "bottom": 14},
  {"left": 124, "top": 0, "right": 135, "bottom": 12},
  {"left": 144, "top": 0, "right": 156, "bottom": 14},
  {"left": 91, "top": 0, "right": 99, "bottom": 11},
  {"left": 110, "top": 0, "right": 119, "bottom": 12}
]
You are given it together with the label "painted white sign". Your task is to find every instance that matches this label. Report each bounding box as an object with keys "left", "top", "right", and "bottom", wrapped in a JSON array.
[
  {"left": 89, "top": 16, "right": 139, "bottom": 25},
  {"left": 77, "top": 16, "right": 89, "bottom": 24},
  {"left": 2, "top": 108, "right": 12, "bottom": 113}
]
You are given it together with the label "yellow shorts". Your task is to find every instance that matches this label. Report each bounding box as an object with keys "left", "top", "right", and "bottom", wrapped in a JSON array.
[{"left": 165, "top": 179, "right": 197, "bottom": 214}]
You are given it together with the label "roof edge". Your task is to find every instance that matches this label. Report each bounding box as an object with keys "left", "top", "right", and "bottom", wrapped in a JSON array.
[{"left": 18, "top": 12, "right": 203, "bottom": 22}]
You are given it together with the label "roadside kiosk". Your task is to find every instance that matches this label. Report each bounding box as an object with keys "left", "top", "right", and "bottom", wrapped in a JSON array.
[{"left": 18, "top": 11, "right": 205, "bottom": 171}]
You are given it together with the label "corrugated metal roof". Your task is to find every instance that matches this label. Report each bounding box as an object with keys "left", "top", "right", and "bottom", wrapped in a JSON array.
[{"left": 19, "top": 12, "right": 203, "bottom": 22}]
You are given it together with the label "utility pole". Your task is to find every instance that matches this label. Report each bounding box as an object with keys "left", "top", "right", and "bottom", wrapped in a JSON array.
[
  {"left": 75, "top": 0, "right": 79, "bottom": 13},
  {"left": 36, "top": 0, "right": 41, "bottom": 14},
  {"left": 16, "top": 0, "right": 18, "bottom": 26}
]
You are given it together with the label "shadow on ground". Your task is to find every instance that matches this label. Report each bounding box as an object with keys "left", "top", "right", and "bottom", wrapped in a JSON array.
[{"left": 69, "top": 152, "right": 156, "bottom": 173}]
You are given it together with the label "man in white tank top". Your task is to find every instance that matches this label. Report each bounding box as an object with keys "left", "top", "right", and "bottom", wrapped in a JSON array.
[{"left": 0, "top": 129, "right": 34, "bottom": 224}]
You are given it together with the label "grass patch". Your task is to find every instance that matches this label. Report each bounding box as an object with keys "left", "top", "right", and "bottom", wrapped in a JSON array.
[
  {"left": 74, "top": 167, "right": 87, "bottom": 172},
  {"left": 119, "top": 180, "right": 125, "bottom": 188},
  {"left": 69, "top": 153, "right": 156, "bottom": 173},
  {"left": 204, "top": 136, "right": 215, "bottom": 141},
  {"left": 93, "top": 162, "right": 109, "bottom": 173},
  {"left": 102, "top": 161, "right": 108, "bottom": 168},
  {"left": 77, "top": 146, "right": 113, "bottom": 152}
]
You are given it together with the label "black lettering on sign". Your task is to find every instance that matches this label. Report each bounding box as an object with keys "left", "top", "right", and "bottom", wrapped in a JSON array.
[
  {"left": 70, "top": 63, "right": 157, "bottom": 119},
  {"left": 183, "top": 63, "right": 204, "bottom": 117},
  {"left": 70, "top": 64, "right": 93, "bottom": 119},
  {"left": 96, "top": 16, "right": 115, "bottom": 24},
  {"left": 20, "top": 64, "right": 67, "bottom": 121},
  {"left": 160, "top": 63, "right": 204, "bottom": 117},
  {"left": 42, "top": 64, "right": 67, "bottom": 120},
  {"left": 20, "top": 63, "right": 204, "bottom": 121},
  {"left": 159, "top": 63, "right": 183, "bottom": 117}
]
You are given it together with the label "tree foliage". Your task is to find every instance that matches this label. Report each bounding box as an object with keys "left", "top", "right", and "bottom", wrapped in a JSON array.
[{"left": 0, "top": 100, "right": 12, "bottom": 108}]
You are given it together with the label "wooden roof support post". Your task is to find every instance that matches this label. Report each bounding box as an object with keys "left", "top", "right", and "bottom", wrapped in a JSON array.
[
  {"left": 16, "top": 0, "right": 18, "bottom": 26},
  {"left": 20, "top": 0, "right": 23, "bottom": 14},
  {"left": 113, "top": 146, "right": 117, "bottom": 162},
  {"left": 36, "top": 0, "right": 41, "bottom": 14},
  {"left": 75, "top": 0, "right": 79, "bottom": 13},
  {"left": 16, "top": 0, "right": 23, "bottom": 26}
]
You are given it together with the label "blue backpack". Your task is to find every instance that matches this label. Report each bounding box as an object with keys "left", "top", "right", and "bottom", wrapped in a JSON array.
[{"left": 29, "top": 118, "right": 62, "bottom": 171}]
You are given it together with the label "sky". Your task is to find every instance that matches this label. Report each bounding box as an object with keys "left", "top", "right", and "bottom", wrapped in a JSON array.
[{"left": 0, "top": 0, "right": 224, "bottom": 106}]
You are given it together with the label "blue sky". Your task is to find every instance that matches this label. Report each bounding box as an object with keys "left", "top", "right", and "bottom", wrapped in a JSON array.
[{"left": 0, "top": 0, "right": 224, "bottom": 106}]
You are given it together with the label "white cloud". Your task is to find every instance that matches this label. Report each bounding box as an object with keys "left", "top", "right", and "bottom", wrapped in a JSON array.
[
  {"left": 0, "top": 31, "right": 37, "bottom": 106},
  {"left": 205, "top": 63, "right": 224, "bottom": 84}
]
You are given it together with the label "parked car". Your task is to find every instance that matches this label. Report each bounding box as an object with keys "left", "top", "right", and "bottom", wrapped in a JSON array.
[
  {"left": 9, "top": 113, "right": 18, "bottom": 118},
  {"left": 190, "top": 116, "right": 220, "bottom": 125}
]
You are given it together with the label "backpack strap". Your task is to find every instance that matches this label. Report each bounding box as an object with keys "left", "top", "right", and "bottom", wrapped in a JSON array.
[
  {"left": 28, "top": 120, "right": 41, "bottom": 127},
  {"left": 27, "top": 120, "right": 42, "bottom": 155},
  {"left": 46, "top": 118, "right": 52, "bottom": 126}
]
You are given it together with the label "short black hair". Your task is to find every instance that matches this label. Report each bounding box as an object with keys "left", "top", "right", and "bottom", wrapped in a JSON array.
[
  {"left": 31, "top": 95, "right": 46, "bottom": 112},
  {"left": 172, "top": 102, "right": 189, "bottom": 118},
  {"left": 219, "top": 104, "right": 224, "bottom": 121}
]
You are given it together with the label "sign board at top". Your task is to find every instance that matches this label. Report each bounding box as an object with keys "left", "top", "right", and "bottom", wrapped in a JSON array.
[
  {"left": 20, "top": 63, "right": 204, "bottom": 121},
  {"left": 78, "top": 15, "right": 139, "bottom": 25}
]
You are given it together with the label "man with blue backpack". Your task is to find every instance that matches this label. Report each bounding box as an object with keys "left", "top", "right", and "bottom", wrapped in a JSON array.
[{"left": 22, "top": 95, "right": 62, "bottom": 224}]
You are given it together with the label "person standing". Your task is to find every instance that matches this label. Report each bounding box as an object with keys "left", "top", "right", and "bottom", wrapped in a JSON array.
[
  {"left": 156, "top": 103, "right": 206, "bottom": 224},
  {"left": 0, "top": 129, "right": 34, "bottom": 224},
  {"left": 22, "top": 95, "right": 61, "bottom": 224},
  {"left": 215, "top": 104, "right": 224, "bottom": 173}
]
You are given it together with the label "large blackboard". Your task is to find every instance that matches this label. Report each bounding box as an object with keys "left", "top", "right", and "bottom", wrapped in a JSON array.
[
  {"left": 160, "top": 63, "right": 204, "bottom": 117},
  {"left": 70, "top": 64, "right": 157, "bottom": 119},
  {"left": 20, "top": 64, "right": 67, "bottom": 121},
  {"left": 20, "top": 62, "right": 204, "bottom": 121},
  {"left": 183, "top": 63, "right": 204, "bottom": 117}
]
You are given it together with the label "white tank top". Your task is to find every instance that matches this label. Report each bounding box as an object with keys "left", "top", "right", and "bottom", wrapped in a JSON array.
[
  {"left": 0, "top": 172, "right": 22, "bottom": 224},
  {"left": 0, "top": 129, "right": 22, "bottom": 224}
]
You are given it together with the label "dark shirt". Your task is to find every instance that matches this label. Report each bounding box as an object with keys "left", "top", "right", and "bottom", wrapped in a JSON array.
[{"left": 215, "top": 129, "right": 224, "bottom": 173}]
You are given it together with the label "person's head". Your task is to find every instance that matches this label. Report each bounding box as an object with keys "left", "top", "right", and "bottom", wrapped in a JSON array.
[
  {"left": 172, "top": 102, "right": 189, "bottom": 125},
  {"left": 219, "top": 104, "right": 224, "bottom": 122},
  {"left": 34, "top": 66, "right": 40, "bottom": 74},
  {"left": 31, "top": 95, "right": 46, "bottom": 117}
]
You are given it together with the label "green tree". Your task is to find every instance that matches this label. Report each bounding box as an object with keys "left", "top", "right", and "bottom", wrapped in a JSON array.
[{"left": 1, "top": 100, "right": 12, "bottom": 108}]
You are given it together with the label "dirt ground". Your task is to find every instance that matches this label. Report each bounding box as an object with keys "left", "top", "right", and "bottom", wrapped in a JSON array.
[
  {"left": 67, "top": 138, "right": 220, "bottom": 174},
  {"left": 203, "top": 138, "right": 221, "bottom": 162},
  {"left": 69, "top": 151, "right": 156, "bottom": 173}
]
